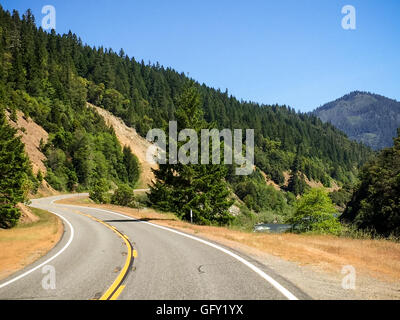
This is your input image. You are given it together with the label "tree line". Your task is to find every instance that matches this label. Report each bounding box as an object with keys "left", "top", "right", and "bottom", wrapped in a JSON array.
[
  {"left": 3, "top": 7, "right": 397, "bottom": 237},
  {"left": 0, "top": 6, "right": 372, "bottom": 190}
]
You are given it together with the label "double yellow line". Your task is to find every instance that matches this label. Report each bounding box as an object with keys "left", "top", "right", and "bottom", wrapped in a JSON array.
[{"left": 75, "top": 211, "right": 137, "bottom": 300}]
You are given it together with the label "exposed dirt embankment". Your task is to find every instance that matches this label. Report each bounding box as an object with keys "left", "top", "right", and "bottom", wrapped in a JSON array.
[
  {"left": 256, "top": 166, "right": 340, "bottom": 192},
  {"left": 6, "top": 110, "right": 48, "bottom": 175},
  {"left": 17, "top": 203, "right": 40, "bottom": 224},
  {"left": 258, "top": 168, "right": 281, "bottom": 190},
  {"left": 6, "top": 110, "right": 57, "bottom": 197},
  {"left": 89, "top": 103, "right": 157, "bottom": 188}
]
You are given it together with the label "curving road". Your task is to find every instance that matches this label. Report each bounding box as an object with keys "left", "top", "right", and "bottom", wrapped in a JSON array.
[{"left": 0, "top": 194, "right": 310, "bottom": 300}]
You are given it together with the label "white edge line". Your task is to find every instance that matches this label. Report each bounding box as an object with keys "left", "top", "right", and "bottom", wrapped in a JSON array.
[
  {"left": 0, "top": 210, "right": 74, "bottom": 289},
  {"left": 60, "top": 204, "right": 299, "bottom": 300}
]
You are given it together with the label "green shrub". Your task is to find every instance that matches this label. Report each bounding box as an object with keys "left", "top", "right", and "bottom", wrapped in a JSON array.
[
  {"left": 111, "top": 184, "right": 135, "bottom": 207},
  {"left": 89, "top": 179, "right": 110, "bottom": 204},
  {"left": 135, "top": 192, "right": 149, "bottom": 208},
  {"left": 0, "top": 205, "right": 21, "bottom": 229},
  {"left": 287, "top": 188, "right": 342, "bottom": 235},
  {"left": 234, "top": 177, "right": 292, "bottom": 214},
  {"left": 45, "top": 170, "right": 66, "bottom": 191},
  {"left": 230, "top": 206, "right": 289, "bottom": 232},
  {"left": 229, "top": 206, "right": 257, "bottom": 231}
]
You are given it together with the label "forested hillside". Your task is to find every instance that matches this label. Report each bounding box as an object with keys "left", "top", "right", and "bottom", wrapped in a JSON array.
[
  {"left": 341, "top": 129, "right": 400, "bottom": 237},
  {"left": 314, "top": 91, "right": 400, "bottom": 150},
  {"left": 0, "top": 6, "right": 372, "bottom": 194},
  {"left": 0, "top": 7, "right": 140, "bottom": 192}
]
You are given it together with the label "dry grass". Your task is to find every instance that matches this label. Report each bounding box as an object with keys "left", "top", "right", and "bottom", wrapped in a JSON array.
[
  {"left": 0, "top": 208, "right": 63, "bottom": 280},
  {"left": 57, "top": 196, "right": 400, "bottom": 282}
]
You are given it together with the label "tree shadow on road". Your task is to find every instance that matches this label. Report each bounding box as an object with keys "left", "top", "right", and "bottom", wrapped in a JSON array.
[{"left": 103, "top": 218, "right": 176, "bottom": 223}]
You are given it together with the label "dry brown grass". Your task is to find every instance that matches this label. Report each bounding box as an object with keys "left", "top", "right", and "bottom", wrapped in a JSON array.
[
  {"left": 57, "top": 196, "right": 400, "bottom": 282},
  {"left": 0, "top": 208, "right": 63, "bottom": 280}
]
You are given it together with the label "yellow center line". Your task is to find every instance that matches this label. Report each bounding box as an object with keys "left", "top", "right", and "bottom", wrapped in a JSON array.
[
  {"left": 109, "top": 285, "right": 126, "bottom": 300},
  {"left": 73, "top": 210, "right": 136, "bottom": 300},
  {"left": 100, "top": 227, "right": 132, "bottom": 300}
]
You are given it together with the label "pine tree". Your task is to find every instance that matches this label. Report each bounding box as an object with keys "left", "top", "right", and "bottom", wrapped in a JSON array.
[
  {"left": 287, "top": 152, "right": 307, "bottom": 196},
  {"left": 149, "top": 84, "right": 233, "bottom": 225},
  {"left": 123, "top": 146, "right": 140, "bottom": 186},
  {"left": 0, "top": 109, "right": 31, "bottom": 228}
]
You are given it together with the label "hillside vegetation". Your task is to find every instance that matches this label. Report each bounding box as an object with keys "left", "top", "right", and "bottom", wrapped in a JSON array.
[
  {"left": 341, "top": 130, "right": 400, "bottom": 237},
  {"left": 5, "top": 7, "right": 396, "bottom": 236},
  {"left": 0, "top": 8, "right": 140, "bottom": 195},
  {"left": 0, "top": 7, "right": 371, "bottom": 190},
  {"left": 314, "top": 91, "right": 400, "bottom": 150}
]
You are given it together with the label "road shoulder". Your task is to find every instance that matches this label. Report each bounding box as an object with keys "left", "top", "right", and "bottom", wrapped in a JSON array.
[{"left": 0, "top": 207, "right": 64, "bottom": 281}]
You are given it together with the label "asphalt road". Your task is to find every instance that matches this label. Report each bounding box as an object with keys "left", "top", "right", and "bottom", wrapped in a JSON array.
[{"left": 0, "top": 194, "right": 310, "bottom": 300}]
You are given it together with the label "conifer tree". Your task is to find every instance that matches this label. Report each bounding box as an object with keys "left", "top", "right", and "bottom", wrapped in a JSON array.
[
  {"left": 0, "top": 109, "right": 31, "bottom": 228},
  {"left": 149, "top": 84, "right": 233, "bottom": 225},
  {"left": 287, "top": 152, "right": 307, "bottom": 196},
  {"left": 123, "top": 146, "right": 140, "bottom": 186}
]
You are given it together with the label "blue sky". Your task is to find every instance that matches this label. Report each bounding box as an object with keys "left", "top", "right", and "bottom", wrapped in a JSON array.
[{"left": 2, "top": 0, "right": 399, "bottom": 112}]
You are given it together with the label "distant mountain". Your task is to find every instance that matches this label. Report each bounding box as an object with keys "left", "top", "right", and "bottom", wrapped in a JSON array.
[{"left": 313, "top": 91, "right": 400, "bottom": 150}]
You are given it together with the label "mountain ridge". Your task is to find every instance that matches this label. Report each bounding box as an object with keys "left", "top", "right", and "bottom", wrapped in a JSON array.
[{"left": 313, "top": 91, "right": 400, "bottom": 150}]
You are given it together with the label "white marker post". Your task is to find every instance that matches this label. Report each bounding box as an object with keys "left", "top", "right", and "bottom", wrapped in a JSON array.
[{"left": 190, "top": 209, "right": 193, "bottom": 224}]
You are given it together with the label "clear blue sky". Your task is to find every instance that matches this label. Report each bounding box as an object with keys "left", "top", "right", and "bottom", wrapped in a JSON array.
[{"left": 2, "top": 0, "right": 400, "bottom": 112}]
